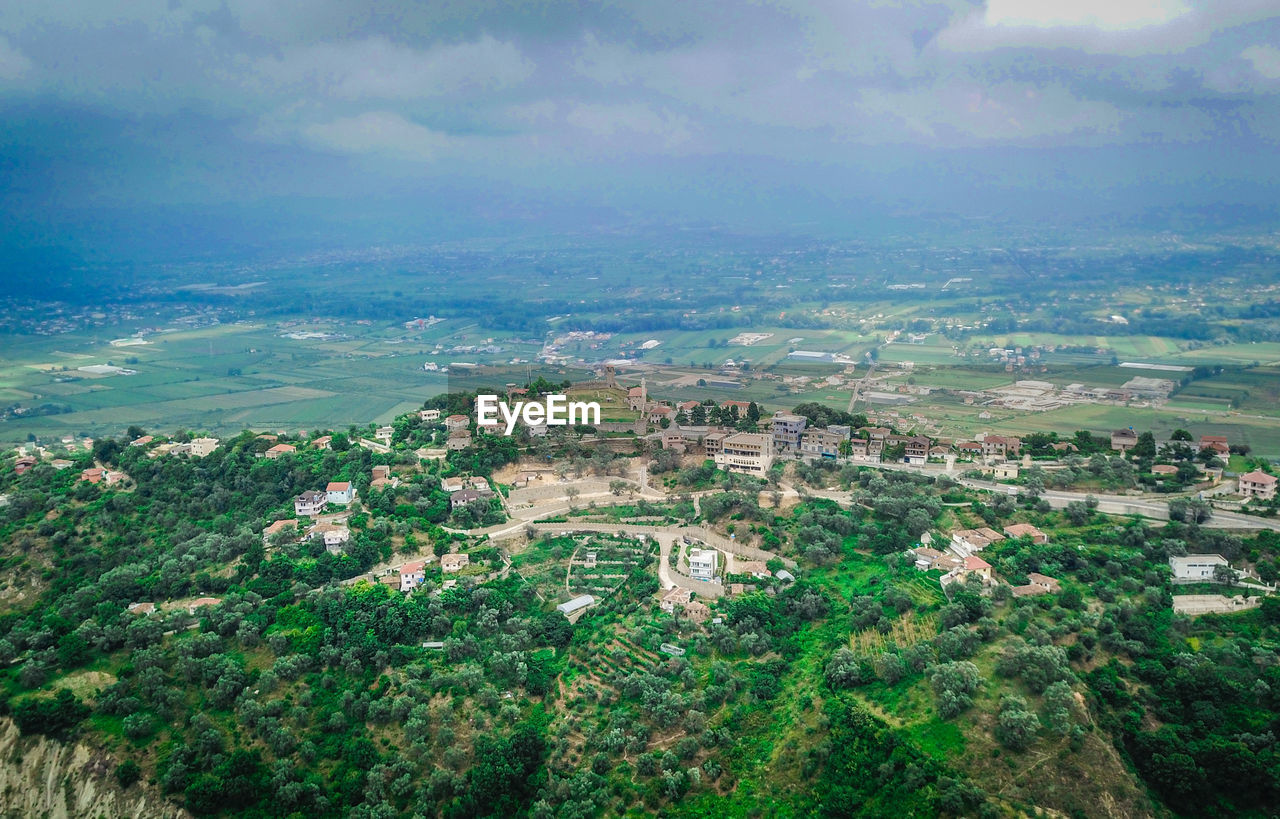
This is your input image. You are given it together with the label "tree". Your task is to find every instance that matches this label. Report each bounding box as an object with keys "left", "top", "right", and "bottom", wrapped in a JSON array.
[
  {"left": 115, "top": 759, "right": 142, "bottom": 788},
  {"left": 995, "top": 695, "right": 1041, "bottom": 750},
  {"left": 929, "top": 661, "right": 981, "bottom": 718}
]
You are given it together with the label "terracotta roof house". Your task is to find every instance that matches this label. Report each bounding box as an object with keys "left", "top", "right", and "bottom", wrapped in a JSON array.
[
  {"left": 312, "top": 435, "right": 332, "bottom": 450},
  {"left": 262, "top": 519, "right": 298, "bottom": 544},
  {"left": 1002, "top": 523, "right": 1048, "bottom": 544},
  {"left": 326, "top": 481, "right": 355, "bottom": 505},
  {"left": 399, "top": 560, "right": 427, "bottom": 592},
  {"left": 1240, "top": 470, "right": 1278, "bottom": 501},
  {"left": 1151, "top": 464, "right": 1179, "bottom": 476},
  {"left": 963, "top": 555, "right": 992, "bottom": 582},
  {"left": 265, "top": 443, "right": 296, "bottom": 460},
  {"left": 441, "top": 553, "right": 470, "bottom": 573},
  {"left": 1199, "top": 435, "right": 1229, "bottom": 455}
]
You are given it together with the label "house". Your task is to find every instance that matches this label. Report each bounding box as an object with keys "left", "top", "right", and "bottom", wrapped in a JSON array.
[
  {"left": 399, "top": 560, "right": 427, "bottom": 592},
  {"left": 262, "top": 519, "right": 298, "bottom": 544},
  {"left": 513, "top": 471, "right": 541, "bottom": 488},
  {"left": 678, "top": 400, "right": 701, "bottom": 414},
  {"left": 441, "top": 476, "right": 465, "bottom": 493},
  {"left": 689, "top": 548, "right": 718, "bottom": 581},
  {"left": 81, "top": 467, "right": 105, "bottom": 484},
  {"left": 419, "top": 409, "right": 441, "bottom": 422},
  {"left": 294, "top": 490, "right": 327, "bottom": 516},
  {"left": 661, "top": 427, "right": 688, "bottom": 453},
  {"left": 957, "top": 442, "right": 984, "bottom": 459},
  {"left": 702, "top": 431, "right": 727, "bottom": 456},
  {"left": 187, "top": 597, "right": 222, "bottom": 612},
  {"left": 129, "top": 435, "right": 153, "bottom": 448},
  {"left": 127, "top": 602, "right": 156, "bottom": 615},
  {"left": 444, "top": 414, "right": 470, "bottom": 432},
  {"left": 660, "top": 587, "right": 694, "bottom": 613},
  {"left": 771, "top": 412, "right": 808, "bottom": 451},
  {"left": 265, "top": 443, "right": 296, "bottom": 460},
  {"left": 683, "top": 600, "right": 711, "bottom": 622},
  {"left": 993, "top": 463, "right": 1020, "bottom": 480},
  {"left": 713, "top": 432, "right": 774, "bottom": 475},
  {"left": 951, "top": 528, "right": 1005, "bottom": 553},
  {"left": 1151, "top": 464, "right": 1179, "bottom": 477},
  {"left": 929, "top": 445, "right": 950, "bottom": 459},
  {"left": 14, "top": 456, "right": 37, "bottom": 475},
  {"left": 963, "top": 555, "right": 992, "bottom": 583},
  {"left": 311, "top": 523, "right": 350, "bottom": 553},
  {"left": 450, "top": 488, "right": 494, "bottom": 508},
  {"left": 447, "top": 430, "right": 472, "bottom": 451},
  {"left": 1026, "top": 573, "right": 1060, "bottom": 592},
  {"left": 800, "top": 427, "right": 848, "bottom": 460},
  {"left": 312, "top": 435, "right": 332, "bottom": 450},
  {"left": 375, "top": 426, "right": 394, "bottom": 443},
  {"left": 1051, "top": 442, "right": 1078, "bottom": 453},
  {"left": 1199, "top": 435, "right": 1229, "bottom": 455},
  {"left": 50, "top": 459, "right": 72, "bottom": 470},
  {"left": 735, "top": 561, "right": 772, "bottom": 579},
  {"left": 982, "top": 435, "right": 1021, "bottom": 459},
  {"left": 903, "top": 435, "right": 930, "bottom": 465},
  {"left": 910, "top": 547, "right": 946, "bottom": 570},
  {"left": 189, "top": 437, "right": 219, "bottom": 457},
  {"left": 441, "top": 553, "right": 470, "bottom": 573},
  {"left": 721, "top": 400, "right": 752, "bottom": 414},
  {"left": 1169, "top": 554, "right": 1229, "bottom": 580},
  {"left": 648, "top": 404, "right": 674, "bottom": 424},
  {"left": 557, "top": 594, "right": 595, "bottom": 615},
  {"left": 372, "top": 465, "right": 391, "bottom": 481},
  {"left": 1002, "top": 523, "right": 1048, "bottom": 544},
  {"left": 326, "top": 481, "right": 356, "bottom": 505},
  {"left": 1239, "top": 470, "right": 1278, "bottom": 501},
  {"left": 1110, "top": 428, "right": 1139, "bottom": 453}
]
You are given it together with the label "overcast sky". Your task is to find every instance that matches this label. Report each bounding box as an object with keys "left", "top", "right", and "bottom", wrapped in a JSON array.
[{"left": 2, "top": 0, "right": 1279, "bottom": 257}]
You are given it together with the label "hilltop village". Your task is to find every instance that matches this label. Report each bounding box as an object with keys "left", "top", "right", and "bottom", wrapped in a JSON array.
[{"left": 3, "top": 373, "right": 1280, "bottom": 817}]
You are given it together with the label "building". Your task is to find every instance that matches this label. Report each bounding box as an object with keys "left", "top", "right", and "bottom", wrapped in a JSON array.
[
  {"left": 129, "top": 435, "right": 153, "bottom": 448},
  {"left": 1239, "top": 470, "right": 1278, "bottom": 501},
  {"left": 312, "top": 435, "right": 332, "bottom": 450},
  {"left": 993, "top": 463, "right": 1020, "bottom": 480},
  {"left": 981, "top": 435, "right": 1021, "bottom": 459},
  {"left": 1199, "top": 435, "right": 1229, "bottom": 455},
  {"left": 648, "top": 404, "right": 674, "bottom": 424},
  {"left": 557, "top": 594, "right": 595, "bottom": 615},
  {"left": 661, "top": 427, "right": 688, "bottom": 453},
  {"left": 400, "top": 560, "right": 427, "bottom": 592},
  {"left": 444, "top": 414, "right": 469, "bottom": 432},
  {"left": 1002, "top": 523, "right": 1048, "bottom": 544},
  {"left": 12, "top": 456, "right": 37, "bottom": 475},
  {"left": 441, "top": 476, "right": 465, "bottom": 493},
  {"left": 294, "top": 490, "right": 327, "bottom": 516},
  {"left": 311, "top": 524, "right": 350, "bottom": 553},
  {"left": 702, "top": 431, "right": 727, "bottom": 456},
  {"left": 903, "top": 435, "right": 930, "bottom": 465},
  {"left": 628, "top": 383, "right": 647, "bottom": 412},
  {"left": 800, "top": 427, "right": 848, "bottom": 460},
  {"left": 326, "top": 481, "right": 356, "bottom": 505},
  {"left": 375, "top": 426, "right": 394, "bottom": 443},
  {"left": 81, "top": 467, "right": 105, "bottom": 484},
  {"left": 1151, "top": 464, "right": 1179, "bottom": 477},
  {"left": 419, "top": 409, "right": 441, "bottom": 422},
  {"left": 771, "top": 412, "right": 808, "bottom": 452},
  {"left": 962, "top": 555, "right": 992, "bottom": 583},
  {"left": 1026, "top": 573, "right": 1060, "bottom": 593},
  {"left": 660, "top": 587, "right": 694, "bottom": 613},
  {"left": 714, "top": 432, "right": 774, "bottom": 475},
  {"left": 689, "top": 548, "right": 718, "bottom": 581},
  {"left": 265, "top": 443, "right": 296, "bottom": 460},
  {"left": 1169, "top": 554, "right": 1229, "bottom": 580},
  {"left": 684, "top": 600, "right": 711, "bottom": 622},
  {"left": 1110, "top": 428, "right": 1139, "bottom": 453},
  {"left": 450, "top": 488, "right": 494, "bottom": 508},
  {"left": 189, "top": 437, "right": 219, "bottom": 457},
  {"left": 447, "top": 430, "right": 472, "bottom": 451},
  {"left": 910, "top": 547, "right": 946, "bottom": 570},
  {"left": 951, "top": 528, "right": 1005, "bottom": 553},
  {"left": 441, "top": 553, "right": 470, "bottom": 573},
  {"left": 957, "top": 442, "right": 984, "bottom": 459}
]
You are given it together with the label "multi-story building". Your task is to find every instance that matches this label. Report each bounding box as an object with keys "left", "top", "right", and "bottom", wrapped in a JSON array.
[
  {"left": 714, "top": 432, "right": 774, "bottom": 475},
  {"left": 771, "top": 412, "right": 807, "bottom": 452},
  {"left": 326, "top": 481, "right": 356, "bottom": 505},
  {"left": 1240, "top": 470, "right": 1278, "bottom": 501},
  {"left": 1110, "top": 428, "right": 1139, "bottom": 453},
  {"left": 189, "top": 437, "right": 219, "bottom": 457},
  {"left": 689, "top": 548, "right": 718, "bottom": 581},
  {"left": 801, "top": 427, "right": 848, "bottom": 460},
  {"left": 294, "top": 490, "right": 327, "bottom": 516},
  {"left": 982, "top": 435, "right": 1021, "bottom": 459},
  {"left": 903, "top": 435, "right": 930, "bottom": 465}
]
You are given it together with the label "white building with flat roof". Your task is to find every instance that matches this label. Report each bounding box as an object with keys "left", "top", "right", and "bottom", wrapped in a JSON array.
[
  {"left": 713, "top": 432, "right": 774, "bottom": 475},
  {"left": 1169, "top": 554, "right": 1228, "bottom": 580},
  {"left": 689, "top": 548, "right": 718, "bottom": 581}
]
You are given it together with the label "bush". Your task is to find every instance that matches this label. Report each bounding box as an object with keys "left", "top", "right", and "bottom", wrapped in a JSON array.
[{"left": 115, "top": 759, "right": 142, "bottom": 788}]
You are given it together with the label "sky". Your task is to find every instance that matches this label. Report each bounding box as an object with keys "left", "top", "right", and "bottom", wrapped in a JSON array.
[{"left": 2, "top": 0, "right": 1279, "bottom": 262}]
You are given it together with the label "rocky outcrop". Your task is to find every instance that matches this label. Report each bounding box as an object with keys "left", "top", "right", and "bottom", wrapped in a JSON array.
[{"left": 0, "top": 717, "right": 186, "bottom": 819}]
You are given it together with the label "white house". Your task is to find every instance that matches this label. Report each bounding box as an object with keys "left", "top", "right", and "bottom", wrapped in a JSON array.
[
  {"left": 189, "top": 437, "right": 219, "bottom": 457},
  {"left": 375, "top": 426, "right": 394, "bottom": 443},
  {"left": 689, "top": 548, "right": 718, "bottom": 581},
  {"left": 419, "top": 409, "right": 441, "bottom": 422},
  {"left": 1169, "top": 554, "right": 1229, "bottom": 580},
  {"left": 326, "top": 481, "right": 356, "bottom": 505},
  {"left": 294, "top": 490, "right": 327, "bottom": 516},
  {"left": 400, "top": 560, "right": 427, "bottom": 592}
]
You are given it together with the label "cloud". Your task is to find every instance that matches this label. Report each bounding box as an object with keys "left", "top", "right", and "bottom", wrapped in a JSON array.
[
  {"left": 1242, "top": 45, "right": 1280, "bottom": 79},
  {"left": 0, "top": 36, "right": 33, "bottom": 81},
  {"left": 565, "top": 102, "right": 693, "bottom": 150},
  {"left": 300, "top": 111, "right": 455, "bottom": 160},
  {"left": 255, "top": 35, "right": 534, "bottom": 100},
  {"left": 982, "top": 0, "right": 1192, "bottom": 31}
]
